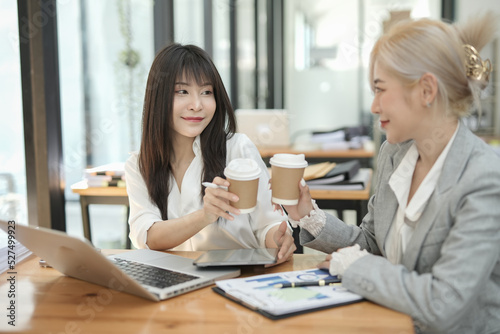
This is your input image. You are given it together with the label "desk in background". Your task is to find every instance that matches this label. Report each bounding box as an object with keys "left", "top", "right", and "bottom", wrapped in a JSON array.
[
  {"left": 310, "top": 169, "right": 372, "bottom": 226},
  {"left": 71, "top": 181, "right": 131, "bottom": 249},
  {"left": 0, "top": 251, "right": 414, "bottom": 334},
  {"left": 258, "top": 146, "right": 374, "bottom": 168}
]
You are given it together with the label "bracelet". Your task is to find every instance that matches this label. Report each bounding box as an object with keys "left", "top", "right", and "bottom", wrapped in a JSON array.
[{"left": 288, "top": 200, "right": 326, "bottom": 237}]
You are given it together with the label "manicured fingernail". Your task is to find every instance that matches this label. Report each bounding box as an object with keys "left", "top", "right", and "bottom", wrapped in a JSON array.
[
  {"left": 267, "top": 183, "right": 271, "bottom": 190},
  {"left": 300, "top": 178, "right": 306, "bottom": 186}
]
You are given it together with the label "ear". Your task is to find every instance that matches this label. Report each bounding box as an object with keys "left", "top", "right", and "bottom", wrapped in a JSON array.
[{"left": 418, "top": 72, "right": 438, "bottom": 108}]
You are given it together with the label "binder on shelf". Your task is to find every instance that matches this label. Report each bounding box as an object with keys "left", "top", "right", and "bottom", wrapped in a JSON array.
[
  {"left": 306, "top": 160, "right": 360, "bottom": 186},
  {"left": 303, "top": 162, "right": 336, "bottom": 181},
  {"left": 307, "top": 168, "right": 370, "bottom": 190}
]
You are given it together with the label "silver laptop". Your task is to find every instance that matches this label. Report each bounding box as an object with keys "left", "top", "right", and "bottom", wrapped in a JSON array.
[
  {"left": 0, "top": 220, "right": 240, "bottom": 301},
  {"left": 235, "top": 109, "right": 290, "bottom": 147}
]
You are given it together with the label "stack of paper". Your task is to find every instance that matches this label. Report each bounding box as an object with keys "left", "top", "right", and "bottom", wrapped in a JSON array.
[
  {"left": 309, "top": 127, "right": 371, "bottom": 150},
  {"left": 0, "top": 238, "right": 32, "bottom": 274},
  {"left": 83, "top": 162, "right": 126, "bottom": 187}
]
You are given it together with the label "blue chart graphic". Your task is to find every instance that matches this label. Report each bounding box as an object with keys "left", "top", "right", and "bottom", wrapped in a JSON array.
[
  {"left": 246, "top": 275, "right": 282, "bottom": 283},
  {"left": 244, "top": 269, "right": 339, "bottom": 290}
]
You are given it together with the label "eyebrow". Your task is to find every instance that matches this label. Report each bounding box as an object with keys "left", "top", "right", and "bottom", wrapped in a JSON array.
[
  {"left": 373, "top": 78, "right": 385, "bottom": 85},
  {"left": 175, "top": 81, "right": 212, "bottom": 86}
]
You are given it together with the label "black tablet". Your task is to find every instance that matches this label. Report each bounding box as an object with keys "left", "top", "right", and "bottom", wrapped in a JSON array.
[{"left": 193, "top": 248, "right": 278, "bottom": 267}]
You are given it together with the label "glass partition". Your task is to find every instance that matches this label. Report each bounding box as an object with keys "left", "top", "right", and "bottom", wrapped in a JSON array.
[
  {"left": 0, "top": 1, "right": 28, "bottom": 234},
  {"left": 57, "top": 0, "right": 154, "bottom": 247}
]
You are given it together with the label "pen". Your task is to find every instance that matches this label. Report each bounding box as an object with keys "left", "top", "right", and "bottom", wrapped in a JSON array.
[
  {"left": 202, "top": 182, "right": 228, "bottom": 190},
  {"left": 273, "top": 278, "right": 342, "bottom": 288}
]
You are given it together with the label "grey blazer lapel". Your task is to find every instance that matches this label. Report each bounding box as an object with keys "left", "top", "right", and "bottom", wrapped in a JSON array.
[
  {"left": 401, "top": 123, "right": 471, "bottom": 270},
  {"left": 374, "top": 141, "right": 411, "bottom": 257},
  {"left": 374, "top": 184, "right": 397, "bottom": 257}
]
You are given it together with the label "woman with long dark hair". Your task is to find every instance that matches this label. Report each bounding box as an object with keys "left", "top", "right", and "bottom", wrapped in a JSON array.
[{"left": 125, "top": 43, "right": 295, "bottom": 262}]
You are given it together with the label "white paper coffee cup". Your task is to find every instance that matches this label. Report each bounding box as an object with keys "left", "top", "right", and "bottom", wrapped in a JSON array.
[
  {"left": 270, "top": 154, "right": 308, "bottom": 205},
  {"left": 224, "top": 159, "right": 261, "bottom": 213}
]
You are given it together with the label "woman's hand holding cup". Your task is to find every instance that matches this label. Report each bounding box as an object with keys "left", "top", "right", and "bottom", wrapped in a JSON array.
[
  {"left": 281, "top": 178, "right": 314, "bottom": 221},
  {"left": 203, "top": 159, "right": 261, "bottom": 224},
  {"left": 269, "top": 153, "right": 313, "bottom": 220},
  {"left": 202, "top": 177, "right": 240, "bottom": 223}
]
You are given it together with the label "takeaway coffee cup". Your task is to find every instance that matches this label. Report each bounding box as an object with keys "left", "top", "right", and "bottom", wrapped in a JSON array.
[
  {"left": 270, "top": 153, "right": 308, "bottom": 205},
  {"left": 224, "top": 158, "right": 261, "bottom": 213}
]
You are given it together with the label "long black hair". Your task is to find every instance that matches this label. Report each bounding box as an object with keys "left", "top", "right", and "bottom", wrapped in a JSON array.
[{"left": 138, "top": 43, "right": 236, "bottom": 220}]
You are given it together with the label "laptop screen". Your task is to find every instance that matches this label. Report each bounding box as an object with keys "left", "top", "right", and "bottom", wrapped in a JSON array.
[{"left": 235, "top": 109, "right": 290, "bottom": 148}]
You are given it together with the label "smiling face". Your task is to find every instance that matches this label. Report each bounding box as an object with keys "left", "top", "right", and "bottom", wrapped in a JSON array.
[
  {"left": 171, "top": 75, "right": 216, "bottom": 141},
  {"left": 371, "top": 62, "right": 428, "bottom": 144}
]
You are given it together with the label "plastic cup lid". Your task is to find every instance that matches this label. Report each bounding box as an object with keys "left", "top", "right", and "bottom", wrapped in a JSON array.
[
  {"left": 269, "top": 153, "right": 308, "bottom": 168},
  {"left": 224, "top": 158, "right": 261, "bottom": 180}
]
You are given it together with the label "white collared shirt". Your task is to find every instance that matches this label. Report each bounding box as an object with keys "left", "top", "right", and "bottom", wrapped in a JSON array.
[
  {"left": 385, "top": 123, "right": 460, "bottom": 264},
  {"left": 125, "top": 133, "right": 286, "bottom": 250}
]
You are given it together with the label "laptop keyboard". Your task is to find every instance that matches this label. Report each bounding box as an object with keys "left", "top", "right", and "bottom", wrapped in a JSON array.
[{"left": 113, "top": 258, "right": 199, "bottom": 289}]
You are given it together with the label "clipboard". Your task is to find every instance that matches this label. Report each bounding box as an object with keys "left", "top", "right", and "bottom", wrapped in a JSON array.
[
  {"left": 212, "top": 268, "right": 364, "bottom": 320},
  {"left": 212, "top": 286, "right": 362, "bottom": 320}
]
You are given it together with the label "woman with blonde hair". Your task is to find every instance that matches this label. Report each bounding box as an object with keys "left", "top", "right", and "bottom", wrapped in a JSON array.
[{"left": 283, "top": 13, "right": 500, "bottom": 333}]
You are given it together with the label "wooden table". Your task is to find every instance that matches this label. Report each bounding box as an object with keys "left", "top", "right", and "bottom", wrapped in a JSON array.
[{"left": 0, "top": 251, "right": 414, "bottom": 334}]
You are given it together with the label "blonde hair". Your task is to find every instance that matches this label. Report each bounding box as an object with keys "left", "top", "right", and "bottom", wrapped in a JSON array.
[{"left": 369, "top": 13, "right": 497, "bottom": 118}]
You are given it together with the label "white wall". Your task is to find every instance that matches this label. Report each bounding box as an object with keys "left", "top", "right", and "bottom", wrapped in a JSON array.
[
  {"left": 284, "top": 0, "right": 442, "bottom": 144},
  {"left": 284, "top": 1, "right": 360, "bottom": 141}
]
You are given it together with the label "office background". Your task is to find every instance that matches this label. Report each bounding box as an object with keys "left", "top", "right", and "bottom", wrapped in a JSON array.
[{"left": 1, "top": 0, "right": 499, "bottom": 249}]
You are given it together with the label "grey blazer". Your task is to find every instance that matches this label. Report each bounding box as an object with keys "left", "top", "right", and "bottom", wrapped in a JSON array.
[{"left": 301, "top": 122, "right": 500, "bottom": 334}]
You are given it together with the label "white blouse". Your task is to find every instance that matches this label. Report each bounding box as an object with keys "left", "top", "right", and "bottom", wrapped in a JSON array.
[
  {"left": 125, "top": 133, "right": 286, "bottom": 251},
  {"left": 385, "top": 123, "right": 459, "bottom": 264}
]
